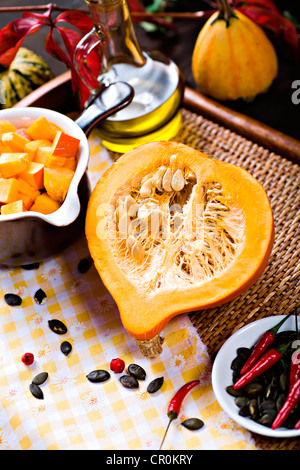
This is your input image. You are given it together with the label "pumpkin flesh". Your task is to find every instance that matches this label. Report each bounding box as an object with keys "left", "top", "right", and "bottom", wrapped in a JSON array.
[{"left": 86, "top": 141, "right": 274, "bottom": 346}]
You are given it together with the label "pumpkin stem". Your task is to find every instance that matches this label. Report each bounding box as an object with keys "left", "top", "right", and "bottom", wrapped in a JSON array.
[
  {"left": 215, "top": 0, "right": 235, "bottom": 26},
  {"left": 134, "top": 334, "right": 164, "bottom": 357}
]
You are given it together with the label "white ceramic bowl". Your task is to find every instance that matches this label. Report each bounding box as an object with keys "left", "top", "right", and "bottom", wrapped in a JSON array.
[
  {"left": 0, "top": 107, "right": 90, "bottom": 265},
  {"left": 212, "top": 315, "right": 300, "bottom": 438}
]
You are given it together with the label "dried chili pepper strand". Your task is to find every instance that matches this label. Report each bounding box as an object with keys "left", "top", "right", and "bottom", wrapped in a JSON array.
[
  {"left": 271, "top": 379, "right": 300, "bottom": 430},
  {"left": 233, "top": 342, "right": 292, "bottom": 390},
  {"left": 240, "top": 311, "right": 295, "bottom": 375},
  {"left": 159, "top": 380, "right": 200, "bottom": 450},
  {"left": 294, "top": 418, "right": 300, "bottom": 430}
]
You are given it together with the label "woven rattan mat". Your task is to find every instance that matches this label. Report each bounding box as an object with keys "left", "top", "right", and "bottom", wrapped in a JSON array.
[{"left": 176, "top": 108, "right": 300, "bottom": 450}]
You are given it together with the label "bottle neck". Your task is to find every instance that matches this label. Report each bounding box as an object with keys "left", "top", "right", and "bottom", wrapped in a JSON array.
[{"left": 85, "top": 0, "right": 146, "bottom": 69}]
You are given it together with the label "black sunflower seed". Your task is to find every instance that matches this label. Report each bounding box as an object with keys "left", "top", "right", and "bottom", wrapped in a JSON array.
[
  {"left": 4, "top": 293, "right": 22, "bottom": 306},
  {"left": 48, "top": 319, "right": 68, "bottom": 335},
  {"left": 78, "top": 258, "right": 90, "bottom": 274},
  {"left": 29, "top": 383, "right": 44, "bottom": 399},
  {"left": 147, "top": 377, "right": 164, "bottom": 394},
  {"left": 181, "top": 418, "right": 204, "bottom": 431},
  {"left": 119, "top": 375, "right": 139, "bottom": 389},
  {"left": 86, "top": 370, "right": 110, "bottom": 383},
  {"left": 34, "top": 288, "right": 47, "bottom": 305},
  {"left": 128, "top": 363, "right": 146, "bottom": 380},
  {"left": 32, "top": 372, "right": 48, "bottom": 385},
  {"left": 61, "top": 341, "right": 72, "bottom": 356}
]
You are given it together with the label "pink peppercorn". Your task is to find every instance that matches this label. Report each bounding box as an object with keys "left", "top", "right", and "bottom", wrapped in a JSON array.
[
  {"left": 110, "top": 358, "right": 125, "bottom": 373},
  {"left": 22, "top": 352, "right": 34, "bottom": 365}
]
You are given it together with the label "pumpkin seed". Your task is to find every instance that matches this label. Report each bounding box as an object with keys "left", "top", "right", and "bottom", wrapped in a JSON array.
[
  {"left": 171, "top": 169, "right": 185, "bottom": 192},
  {"left": 78, "top": 258, "right": 90, "bottom": 274},
  {"left": 128, "top": 363, "right": 146, "bottom": 380},
  {"left": 225, "top": 385, "right": 244, "bottom": 398},
  {"left": 259, "top": 400, "right": 276, "bottom": 414},
  {"left": 238, "top": 404, "right": 250, "bottom": 417},
  {"left": 21, "top": 262, "right": 40, "bottom": 270},
  {"left": 234, "top": 396, "right": 249, "bottom": 408},
  {"left": 34, "top": 288, "right": 47, "bottom": 305},
  {"left": 60, "top": 341, "right": 72, "bottom": 356},
  {"left": 147, "top": 377, "right": 164, "bottom": 393},
  {"left": 32, "top": 372, "right": 48, "bottom": 385},
  {"left": 258, "top": 410, "right": 277, "bottom": 427},
  {"left": 119, "top": 375, "right": 139, "bottom": 389},
  {"left": 48, "top": 319, "right": 68, "bottom": 335},
  {"left": 249, "top": 399, "right": 259, "bottom": 420},
  {"left": 86, "top": 370, "right": 110, "bottom": 383},
  {"left": 4, "top": 293, "right": 22, "bottom": 306},
  {"left": 279, "top": 372, "right": 289, "bottom": 393},
  {"left": 181, "top": 418, "right": 204, "bottom": 431},
  {"left": 29, "top": 383, "right": 44, "bottom": 399}
]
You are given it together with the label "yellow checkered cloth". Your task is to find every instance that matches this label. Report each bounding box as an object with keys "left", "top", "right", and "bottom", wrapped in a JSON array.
[{"left": 0, "top": 132, "right": 257, "bottom": 450}]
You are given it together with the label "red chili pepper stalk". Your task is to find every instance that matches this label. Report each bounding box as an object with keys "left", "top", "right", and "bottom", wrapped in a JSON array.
[
  {"left": 159, "top": 380, "right": 199, "bottom": 450},
  {"left": 271, "top": 379, "right": 300, "bottom": 429},
  {"left": 240, "top": 311, "right": 295, "bottom": 375},
  {"left": 233, "top": 341, "right": 292, "bottom": 390}
]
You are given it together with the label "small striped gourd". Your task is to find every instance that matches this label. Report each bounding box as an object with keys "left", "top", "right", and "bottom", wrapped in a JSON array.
[{"left": 0, "top": 48, "right": 54, "bottom": 108}]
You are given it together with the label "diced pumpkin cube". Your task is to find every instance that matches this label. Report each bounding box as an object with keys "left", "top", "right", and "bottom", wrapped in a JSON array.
[
  {"left": 29, "top": 193, "right": 61, "bottom": 214},
  {"left": 0, "top": 153, "right": 29, "bottom": 178},
  {"left": 25, "top": 139, "right": 52, "bottom": 161},
  {"left": 16, "top": 192, "right": 33, "bottom": 210},
  {"left": 64, "top": 157, "right": 77, "bottom": 171},
  {"left": 0, "top": 119, "right": 17, "bottom": 134},
  {"left": 44, "top": 167, "right": 74, "bottom": 202},
  {"left": 17, "top": 178, "right": 40, "bottom": 200},
  {"left": 0, "top": 178, "right": 19, "bottom": 204},
  {"left": 26, "top": 117, "right": 62, "bottom": 141},
  {"left": 35, "top": 146, "right": 53, "bottom": 165},
  {"left": 15, "top": 128, "right": 32, "bottom": 141},
  {"left": 45, "top": 154, "right": 67, "bottom": 168},
  {"left": 18, "top": 161, "right": 44, "bottom": 190},
  {"left": 52, "top": 131, "right": 80, "bottom": 159},
  {"left": 1, "top": 199, "right": 26, "bottom": 215},
  {"left": 1, "top": 131, "right": 31, "bottom": 152}
]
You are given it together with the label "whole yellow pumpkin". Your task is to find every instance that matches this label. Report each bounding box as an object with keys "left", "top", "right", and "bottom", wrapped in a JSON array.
[{"left": 192, "top": 1, "right": 278, "bottom": 101}]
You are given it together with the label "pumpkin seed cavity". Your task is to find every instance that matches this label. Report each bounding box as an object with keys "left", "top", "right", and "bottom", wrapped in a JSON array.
[{"left": 110, "top": 156, "right": 245, "bottom": 292}]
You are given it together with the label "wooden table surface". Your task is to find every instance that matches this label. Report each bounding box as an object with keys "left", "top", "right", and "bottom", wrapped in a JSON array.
[{"left": 1, "top": 0, "right": 299, "bottom": 141}]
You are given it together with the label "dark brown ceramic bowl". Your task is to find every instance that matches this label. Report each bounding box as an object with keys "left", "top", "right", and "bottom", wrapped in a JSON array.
[{"left": 0, "top": 107, "right": 90, "bottom": 266}]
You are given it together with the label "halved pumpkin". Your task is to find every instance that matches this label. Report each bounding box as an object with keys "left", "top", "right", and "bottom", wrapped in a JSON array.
[{"left": 86, "top": 141, "right": 274, "bottom": 356}]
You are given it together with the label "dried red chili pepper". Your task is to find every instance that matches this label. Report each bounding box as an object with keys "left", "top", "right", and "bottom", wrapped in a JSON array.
[
  {"left": 271, "top": 379, "right": 300, "bottom": 429},
  {"left": 294, "top": 418, "right": 300, "bottom": 430},
  {"left": 233, "top": 342, "right": 292, "bottom": 390},
  {"left": 289, "top": 309, "right": 300, "bottom": 390},
  {"left": 240, "top": 311, "right": 294, "bottom": 375},
  {"left": 159, "top": 380, "right": 200, "bottom": 450}
]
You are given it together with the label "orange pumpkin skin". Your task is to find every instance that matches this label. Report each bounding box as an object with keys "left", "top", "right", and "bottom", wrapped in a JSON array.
[
  {"left": 192, "top": 10, "right": 278, "bottom": 101},
  {"left": 86, "top": 141, "right": 274, "bottom": 352}
]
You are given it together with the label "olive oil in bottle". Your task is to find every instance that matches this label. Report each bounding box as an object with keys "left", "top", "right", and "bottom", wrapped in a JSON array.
[{"left": 75, "top": 0, "right": 184, "bottom": 152}]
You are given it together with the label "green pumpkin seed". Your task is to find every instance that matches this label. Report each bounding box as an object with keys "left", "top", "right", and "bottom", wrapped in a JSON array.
[
  {"left": 128, "top": 363, "right": 146, "bottom": 380},
  {"left": 86, "top": 370, "right": 110, "bottom": 383},
  {"left": 181, "top": 418, "right": 204, "bottom": 431},
  {"left": 147, "top": 377, "right": 164, "bottom": 394},
  {"left": 60, "top": 341, "right": 72, "bottom": 356},
  {"left": 29, "top": 383, "right": 44, "bottom": 399},
  {"left": 32, "top": 372, "right": 48, "bottom": 385},
  {"left": 48, "top": 319, "right": 68, "bottom": 335},
  {"left": 120, "top": 375, "right": 139, "bottom": 389}
]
